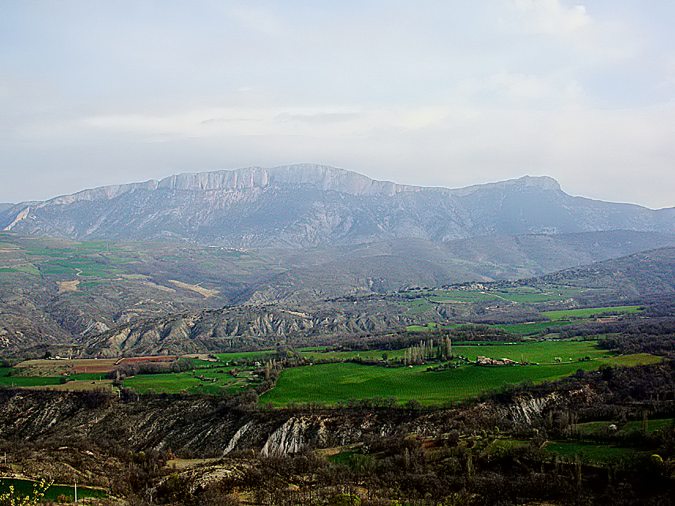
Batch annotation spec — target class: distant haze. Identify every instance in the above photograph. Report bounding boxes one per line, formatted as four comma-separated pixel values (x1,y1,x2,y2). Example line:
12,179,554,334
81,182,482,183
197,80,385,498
1,1,674,208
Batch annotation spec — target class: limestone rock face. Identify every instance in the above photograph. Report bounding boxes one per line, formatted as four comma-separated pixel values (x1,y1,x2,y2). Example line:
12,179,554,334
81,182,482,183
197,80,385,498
1,164,672,247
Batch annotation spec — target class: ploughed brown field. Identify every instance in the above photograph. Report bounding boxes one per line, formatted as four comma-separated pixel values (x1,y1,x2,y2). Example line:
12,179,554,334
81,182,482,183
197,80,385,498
14,356,178,376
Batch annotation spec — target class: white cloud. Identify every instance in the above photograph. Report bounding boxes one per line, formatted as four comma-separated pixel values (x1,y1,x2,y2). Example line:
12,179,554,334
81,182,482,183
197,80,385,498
455,73,585,106
228,5,285,36
1,1,673,208
512,0,592,35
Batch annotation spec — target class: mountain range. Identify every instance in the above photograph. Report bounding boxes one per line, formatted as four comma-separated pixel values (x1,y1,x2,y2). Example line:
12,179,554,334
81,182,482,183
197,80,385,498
2,164,673,247
1,164,673,355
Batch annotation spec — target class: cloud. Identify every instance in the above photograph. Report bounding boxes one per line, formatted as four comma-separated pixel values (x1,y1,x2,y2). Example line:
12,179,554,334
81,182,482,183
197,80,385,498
1,1,673,208
511,0,592,35
228,5,285,36
275,111,362,124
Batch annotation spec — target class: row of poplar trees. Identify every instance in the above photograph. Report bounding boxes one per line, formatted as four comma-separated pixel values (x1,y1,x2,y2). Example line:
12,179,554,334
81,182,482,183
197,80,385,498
402,337,452,365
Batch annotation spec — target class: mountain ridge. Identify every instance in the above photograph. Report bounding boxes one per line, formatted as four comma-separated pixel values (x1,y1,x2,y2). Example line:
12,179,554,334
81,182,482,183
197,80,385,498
9,165,567,205
1,164,673,247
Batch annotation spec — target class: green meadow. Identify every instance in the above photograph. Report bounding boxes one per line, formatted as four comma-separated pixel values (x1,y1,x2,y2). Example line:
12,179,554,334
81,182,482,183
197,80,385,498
542,305,642,321
542,441,644,463
122,366,259,395
407,304,642,336
260,352,660,407
451,340,607,363
213,350,277,362
0,478,106,502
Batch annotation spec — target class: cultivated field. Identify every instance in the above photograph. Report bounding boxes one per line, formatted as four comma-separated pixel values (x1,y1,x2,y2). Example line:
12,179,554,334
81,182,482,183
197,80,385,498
0,333,663,404
123,366,260,395
259,352,660,407
407,305,643,336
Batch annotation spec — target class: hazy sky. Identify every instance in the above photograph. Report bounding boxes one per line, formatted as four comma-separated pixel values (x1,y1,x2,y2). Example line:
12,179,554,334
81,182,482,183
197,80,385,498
1,1,674,208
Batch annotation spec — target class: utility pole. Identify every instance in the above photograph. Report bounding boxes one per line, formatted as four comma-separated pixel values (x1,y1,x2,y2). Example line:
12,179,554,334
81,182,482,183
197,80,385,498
74,477,78,503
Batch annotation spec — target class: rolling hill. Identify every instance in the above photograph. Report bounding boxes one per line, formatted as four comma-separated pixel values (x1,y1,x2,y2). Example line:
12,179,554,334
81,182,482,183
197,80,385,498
84,246,675,357
537,247,675,298
1,231,673,355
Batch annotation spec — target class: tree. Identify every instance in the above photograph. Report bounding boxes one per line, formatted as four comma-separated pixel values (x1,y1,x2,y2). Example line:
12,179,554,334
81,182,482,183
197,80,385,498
0,478,52,506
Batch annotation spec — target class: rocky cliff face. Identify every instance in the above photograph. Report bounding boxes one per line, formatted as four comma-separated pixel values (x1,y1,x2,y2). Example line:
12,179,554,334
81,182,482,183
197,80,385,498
2,165,672,247
0,388,593,458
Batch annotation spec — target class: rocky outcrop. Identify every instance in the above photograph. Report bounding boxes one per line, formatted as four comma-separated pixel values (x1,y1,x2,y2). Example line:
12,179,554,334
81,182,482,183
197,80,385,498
84,303,414,356
2,206,30,231
0,388,589,458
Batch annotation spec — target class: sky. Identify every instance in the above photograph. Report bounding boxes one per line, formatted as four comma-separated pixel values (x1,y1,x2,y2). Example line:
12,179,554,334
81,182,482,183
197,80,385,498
1,0,674,208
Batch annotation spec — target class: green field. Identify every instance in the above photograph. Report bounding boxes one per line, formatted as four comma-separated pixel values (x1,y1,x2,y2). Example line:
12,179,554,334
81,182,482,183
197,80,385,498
0,264,40,275
407,320,573,336
0,375,63,387
123,366,258,394
576,418,674,435
406,323,442,332
300,348,407,361
407,304,642,336
0,478,106,501
452,340,607,363
213,350,277,362
301,340,608,364
423,286,587,305
428,291,499,303
543,441,643,463
542,305,642,321
493,320,574,336
398,297,435,314
622,418,674,433
259,353,660,407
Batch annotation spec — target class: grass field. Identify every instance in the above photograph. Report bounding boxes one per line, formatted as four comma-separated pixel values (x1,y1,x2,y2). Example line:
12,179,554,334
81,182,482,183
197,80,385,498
213,350,277,362
407,320,574,336
543,441,643,463
301,340,608,364
422,286,588,305
407,304,642,336
406,323,442,332
452,340,608,363
542,305,642,321
259,353,659,407
123,366,258,394
300,348,407,361
576,418,674,435
0,478,106,501
493,320,574,336
0,375,63,387
622,418,674,433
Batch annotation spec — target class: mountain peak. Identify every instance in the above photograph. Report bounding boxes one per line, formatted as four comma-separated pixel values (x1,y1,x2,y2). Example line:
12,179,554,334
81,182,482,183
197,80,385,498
515,175,562,191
